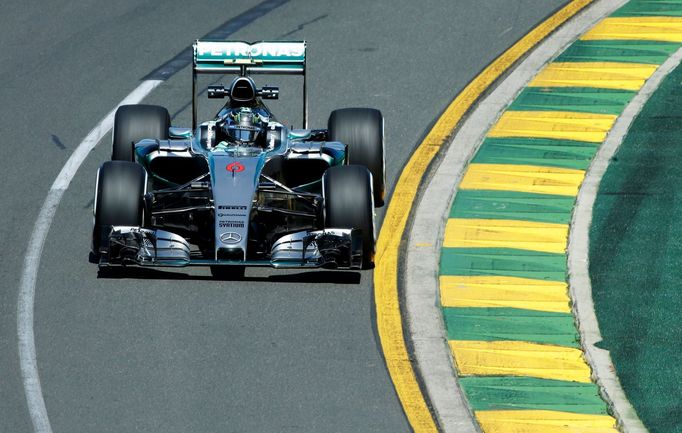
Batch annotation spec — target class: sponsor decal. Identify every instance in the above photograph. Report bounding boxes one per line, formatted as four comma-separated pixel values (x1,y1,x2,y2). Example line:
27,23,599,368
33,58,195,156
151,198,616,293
197,42,305,59
226,162,245,173
218,213,247,218
218,205,247,210
207,122,215,143
219,220,245,228
220,232,242,244
268,124,276,147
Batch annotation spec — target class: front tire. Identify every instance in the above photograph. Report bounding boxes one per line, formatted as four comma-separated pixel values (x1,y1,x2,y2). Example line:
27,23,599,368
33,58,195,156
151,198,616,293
112,104,170,161
328,108,385,207
92,161,147,254
323,165,375,268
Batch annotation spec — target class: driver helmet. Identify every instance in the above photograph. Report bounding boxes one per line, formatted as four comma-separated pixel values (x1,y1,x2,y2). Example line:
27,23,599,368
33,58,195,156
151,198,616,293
222,107,264,146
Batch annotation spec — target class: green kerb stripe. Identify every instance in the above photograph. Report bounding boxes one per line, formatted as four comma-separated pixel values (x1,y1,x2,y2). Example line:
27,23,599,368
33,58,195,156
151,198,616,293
556,40,681,64
451,189,576,224
472,137,598,171
440,247,566,282
509,87,636,115
459,376,610,415
611,0,682,17
444,307,579,347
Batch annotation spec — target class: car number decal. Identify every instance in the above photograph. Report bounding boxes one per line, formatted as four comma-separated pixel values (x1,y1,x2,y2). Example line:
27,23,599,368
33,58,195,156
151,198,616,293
226,162,245,173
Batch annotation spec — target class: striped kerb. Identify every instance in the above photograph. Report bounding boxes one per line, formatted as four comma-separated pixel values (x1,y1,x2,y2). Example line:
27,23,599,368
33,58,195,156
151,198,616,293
459,164,586,196
438,1,682,431
528,62,658,90
488,110,618,143
440,276,570,313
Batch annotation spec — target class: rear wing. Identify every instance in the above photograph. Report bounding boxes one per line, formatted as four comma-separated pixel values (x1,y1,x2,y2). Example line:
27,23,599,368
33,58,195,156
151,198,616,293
192,40,307,128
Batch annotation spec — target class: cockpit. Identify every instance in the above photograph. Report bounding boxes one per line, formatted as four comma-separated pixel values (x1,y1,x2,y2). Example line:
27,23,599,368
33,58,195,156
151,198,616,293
195,75,287,154
217,106,269,146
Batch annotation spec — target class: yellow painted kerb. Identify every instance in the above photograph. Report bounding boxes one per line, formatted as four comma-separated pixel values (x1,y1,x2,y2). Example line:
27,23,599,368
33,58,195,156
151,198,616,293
440,275,571,313
582,16,682,42
476,410,619,433
488,110,618,143
450,340,592,383
444,218,569,254
529,61,658,91
372,0,593,431
460,163,586,197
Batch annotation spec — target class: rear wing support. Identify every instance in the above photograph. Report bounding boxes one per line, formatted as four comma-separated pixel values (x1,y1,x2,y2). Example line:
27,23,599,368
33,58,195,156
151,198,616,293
192,40,307,130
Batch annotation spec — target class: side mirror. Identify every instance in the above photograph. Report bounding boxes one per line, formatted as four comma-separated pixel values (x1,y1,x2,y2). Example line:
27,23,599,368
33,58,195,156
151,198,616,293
208,85,229,99
258,86,279,100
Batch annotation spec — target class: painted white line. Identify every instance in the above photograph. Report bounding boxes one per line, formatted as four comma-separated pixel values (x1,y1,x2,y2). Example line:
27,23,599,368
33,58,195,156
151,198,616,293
568,44,682,433
17,79,162,433
404,1,629,431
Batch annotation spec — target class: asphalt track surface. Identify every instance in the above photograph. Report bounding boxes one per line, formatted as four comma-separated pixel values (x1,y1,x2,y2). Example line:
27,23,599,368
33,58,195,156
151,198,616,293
1,1,566,432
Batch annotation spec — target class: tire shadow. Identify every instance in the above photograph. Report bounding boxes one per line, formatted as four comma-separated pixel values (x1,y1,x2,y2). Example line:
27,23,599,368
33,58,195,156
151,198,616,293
96,264,362,285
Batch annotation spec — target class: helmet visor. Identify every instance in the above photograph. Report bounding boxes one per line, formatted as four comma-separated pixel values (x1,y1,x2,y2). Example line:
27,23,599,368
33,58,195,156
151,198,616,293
227,125,260,144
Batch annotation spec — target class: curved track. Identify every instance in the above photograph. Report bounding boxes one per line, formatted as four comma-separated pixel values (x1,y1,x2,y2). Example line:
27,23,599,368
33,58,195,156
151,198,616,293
2,1,565,432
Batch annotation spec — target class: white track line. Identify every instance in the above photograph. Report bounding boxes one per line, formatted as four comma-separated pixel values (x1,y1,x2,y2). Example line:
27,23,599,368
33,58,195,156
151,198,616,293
568,44,682,433
17,79,162,433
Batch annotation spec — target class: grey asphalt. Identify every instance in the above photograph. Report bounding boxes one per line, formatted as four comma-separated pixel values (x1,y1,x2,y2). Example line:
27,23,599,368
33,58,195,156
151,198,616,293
1,1,566,432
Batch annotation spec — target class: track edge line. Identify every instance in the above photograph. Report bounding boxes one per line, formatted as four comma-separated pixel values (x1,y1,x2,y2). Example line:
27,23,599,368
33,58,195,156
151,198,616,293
373,1,595,432
17,79,162,433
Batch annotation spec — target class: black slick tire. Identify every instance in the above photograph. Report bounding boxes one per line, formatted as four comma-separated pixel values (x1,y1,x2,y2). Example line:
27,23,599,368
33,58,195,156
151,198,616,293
323,165,375,268
328,108,385,207
92,161,147,254
112,104,170,161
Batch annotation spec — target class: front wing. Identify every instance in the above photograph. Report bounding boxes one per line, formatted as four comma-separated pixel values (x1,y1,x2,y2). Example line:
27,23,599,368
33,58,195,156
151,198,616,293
98,226,363,270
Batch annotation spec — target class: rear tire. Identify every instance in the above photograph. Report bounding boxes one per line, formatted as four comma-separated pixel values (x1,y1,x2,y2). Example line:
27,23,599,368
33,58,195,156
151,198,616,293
92,161,147,254
323,165,375,268
112,104,170,161
328,108,385,207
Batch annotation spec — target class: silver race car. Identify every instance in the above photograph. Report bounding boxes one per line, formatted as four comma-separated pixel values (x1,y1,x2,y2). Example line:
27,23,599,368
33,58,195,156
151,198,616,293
92,41,385,277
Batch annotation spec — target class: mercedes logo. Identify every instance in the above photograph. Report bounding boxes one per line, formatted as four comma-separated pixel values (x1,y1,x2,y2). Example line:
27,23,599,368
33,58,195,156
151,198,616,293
220,232,242,244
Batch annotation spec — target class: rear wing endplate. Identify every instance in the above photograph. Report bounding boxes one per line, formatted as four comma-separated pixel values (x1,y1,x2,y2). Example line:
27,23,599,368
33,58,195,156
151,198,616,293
192,40,307,128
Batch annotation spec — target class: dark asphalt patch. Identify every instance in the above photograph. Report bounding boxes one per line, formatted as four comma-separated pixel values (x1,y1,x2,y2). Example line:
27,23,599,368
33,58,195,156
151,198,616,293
51,134,66,149
277,14,328,39
143,0,289,81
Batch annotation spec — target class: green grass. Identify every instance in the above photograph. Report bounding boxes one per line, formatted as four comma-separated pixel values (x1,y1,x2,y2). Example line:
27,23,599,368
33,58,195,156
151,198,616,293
590,46,682,433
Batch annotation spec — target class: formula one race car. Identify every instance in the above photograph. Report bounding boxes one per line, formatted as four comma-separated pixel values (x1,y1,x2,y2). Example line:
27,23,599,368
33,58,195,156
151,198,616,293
92,41,385,277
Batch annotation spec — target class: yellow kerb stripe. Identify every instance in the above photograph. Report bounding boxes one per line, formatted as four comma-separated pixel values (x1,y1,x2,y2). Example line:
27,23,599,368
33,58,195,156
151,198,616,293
444,218,568,254
450,340,592,383
475,410,618,433
488,110,618,143
529,62,658,91
372,1,593,431
582,16,682,42
440,275,571,313
460,163,585,196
